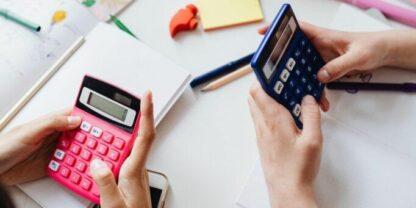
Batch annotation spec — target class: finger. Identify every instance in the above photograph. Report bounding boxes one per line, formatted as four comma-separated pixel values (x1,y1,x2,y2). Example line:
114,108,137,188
247,94,263,128
249,83,297,131
21,109,81,144
90,159,126,207
258,25,269,35
319,91,330,112
300,95,322,143
300,22,326,41
317,51,361,83
129,91,155,169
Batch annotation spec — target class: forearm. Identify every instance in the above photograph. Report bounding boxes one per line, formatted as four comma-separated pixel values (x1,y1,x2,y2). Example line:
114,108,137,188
385,30,416,70
266,181,318,208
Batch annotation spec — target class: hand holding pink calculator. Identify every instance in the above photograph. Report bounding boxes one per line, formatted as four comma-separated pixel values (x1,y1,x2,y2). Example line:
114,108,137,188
47,75,142,204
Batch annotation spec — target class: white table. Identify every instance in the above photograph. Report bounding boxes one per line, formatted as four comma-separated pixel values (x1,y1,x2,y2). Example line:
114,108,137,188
10,0,408,207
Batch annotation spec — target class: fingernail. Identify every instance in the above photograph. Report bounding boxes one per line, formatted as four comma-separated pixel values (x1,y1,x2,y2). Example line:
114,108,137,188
90,159,109,174
302,95,316,105
67,116,81,127
318,69,330,82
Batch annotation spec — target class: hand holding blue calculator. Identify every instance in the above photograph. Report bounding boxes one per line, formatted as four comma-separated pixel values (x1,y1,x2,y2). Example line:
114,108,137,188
251,4,326,129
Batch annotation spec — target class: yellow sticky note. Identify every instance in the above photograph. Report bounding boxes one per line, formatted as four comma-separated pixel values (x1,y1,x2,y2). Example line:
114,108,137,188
196,0,264,31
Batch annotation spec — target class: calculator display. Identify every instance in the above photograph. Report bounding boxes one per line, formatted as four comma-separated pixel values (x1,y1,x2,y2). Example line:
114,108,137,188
87,92,128,121
264,14,296,82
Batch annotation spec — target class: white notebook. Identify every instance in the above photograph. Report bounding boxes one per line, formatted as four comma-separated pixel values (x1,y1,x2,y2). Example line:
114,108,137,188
236,4,416,208
3,23,191,208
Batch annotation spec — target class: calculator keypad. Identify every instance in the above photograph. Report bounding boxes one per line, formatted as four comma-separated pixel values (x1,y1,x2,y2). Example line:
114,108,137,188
48,118,128,202
267,32,325,128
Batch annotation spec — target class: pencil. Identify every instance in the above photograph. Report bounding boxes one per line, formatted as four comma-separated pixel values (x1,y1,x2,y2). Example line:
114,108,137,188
201,65,253,92
0,8,41,32
0,37,85,131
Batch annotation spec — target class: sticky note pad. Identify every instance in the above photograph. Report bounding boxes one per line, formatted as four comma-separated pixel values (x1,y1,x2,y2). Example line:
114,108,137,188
197,0,264,30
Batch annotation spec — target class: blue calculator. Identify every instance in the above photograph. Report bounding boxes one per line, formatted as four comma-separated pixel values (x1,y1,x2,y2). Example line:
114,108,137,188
251,4,326,129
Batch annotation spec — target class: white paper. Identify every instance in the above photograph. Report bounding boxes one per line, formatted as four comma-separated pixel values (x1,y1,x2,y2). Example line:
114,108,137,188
0,0,97,118
4,23,190,208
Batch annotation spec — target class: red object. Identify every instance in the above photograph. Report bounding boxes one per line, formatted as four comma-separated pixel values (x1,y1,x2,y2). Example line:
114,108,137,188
169,4,199,38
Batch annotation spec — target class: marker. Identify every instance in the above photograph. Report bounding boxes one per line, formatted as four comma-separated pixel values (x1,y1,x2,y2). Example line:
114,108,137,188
190,53,254,88
111,15,137,38
0,8,41,32
327,82,416,92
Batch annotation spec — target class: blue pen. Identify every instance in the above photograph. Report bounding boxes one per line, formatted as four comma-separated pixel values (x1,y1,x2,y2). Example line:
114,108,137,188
190,53,254,88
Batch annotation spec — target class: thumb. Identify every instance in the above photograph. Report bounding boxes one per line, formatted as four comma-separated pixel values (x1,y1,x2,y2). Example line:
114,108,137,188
300,96,322,143
90,159,125,207
317,51,360,83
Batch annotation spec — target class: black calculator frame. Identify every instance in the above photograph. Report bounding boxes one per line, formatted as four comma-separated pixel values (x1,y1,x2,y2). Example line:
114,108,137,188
251,4,326,128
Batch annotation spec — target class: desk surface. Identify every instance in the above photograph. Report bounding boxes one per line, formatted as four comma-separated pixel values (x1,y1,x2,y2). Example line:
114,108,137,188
9,0,407,207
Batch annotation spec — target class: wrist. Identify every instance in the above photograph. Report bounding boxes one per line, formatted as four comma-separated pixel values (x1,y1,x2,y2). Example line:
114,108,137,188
267,182,318,208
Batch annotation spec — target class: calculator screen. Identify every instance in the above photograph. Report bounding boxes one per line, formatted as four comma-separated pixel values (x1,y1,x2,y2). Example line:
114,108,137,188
77,76,141,133
264,14,297,82
88,92,128,121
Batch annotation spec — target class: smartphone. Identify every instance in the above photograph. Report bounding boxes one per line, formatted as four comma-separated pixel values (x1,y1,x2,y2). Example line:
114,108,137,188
92,170,169,208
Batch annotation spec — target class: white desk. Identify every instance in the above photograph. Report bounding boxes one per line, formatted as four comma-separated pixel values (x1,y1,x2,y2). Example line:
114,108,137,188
10,0,408,207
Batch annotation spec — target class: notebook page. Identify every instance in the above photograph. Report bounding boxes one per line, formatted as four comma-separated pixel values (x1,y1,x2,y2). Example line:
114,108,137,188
4,23,190,208
0,0,97,119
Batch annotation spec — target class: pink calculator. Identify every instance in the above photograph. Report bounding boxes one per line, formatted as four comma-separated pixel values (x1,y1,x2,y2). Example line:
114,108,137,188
47,75,141,204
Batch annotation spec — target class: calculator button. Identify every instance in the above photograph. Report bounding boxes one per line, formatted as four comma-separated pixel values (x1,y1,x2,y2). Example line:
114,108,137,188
286,58,296,71
306,47,312,54
306,84,313,92
288,80,296,88
74,132,86,143
294,69,301,76
48,160,60,172
300,39,307,48
300,76,307,84
91,185,100,196
294,49,301,57
60,167,71,178
75,161,87,172
80,121,92,132
307,66,313,73
108,149,120,161
289,100,297,108
97,144,108,155
70,173,81,184
80,179,92,191
58,139,71,149
294,88,302,96
54,149,65,160
293,104,301,117
300,58,306,65
273,81,284,95
81,149,92,161
64,155,76,166
282,91,289,102
70,144,81,155
279,69,290,82
86,138,98,149
91,127,103,138
92,155,103,161
102,132,114,143
113,138,125,150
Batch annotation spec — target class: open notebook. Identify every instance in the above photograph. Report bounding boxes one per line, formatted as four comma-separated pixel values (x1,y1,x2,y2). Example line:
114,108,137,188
237,4,416,208
2,22,191,208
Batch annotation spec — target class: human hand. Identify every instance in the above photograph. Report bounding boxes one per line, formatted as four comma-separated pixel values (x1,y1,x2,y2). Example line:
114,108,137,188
90,91,155,208
259,22,390,83
248,83,322,208
0,109,81,185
